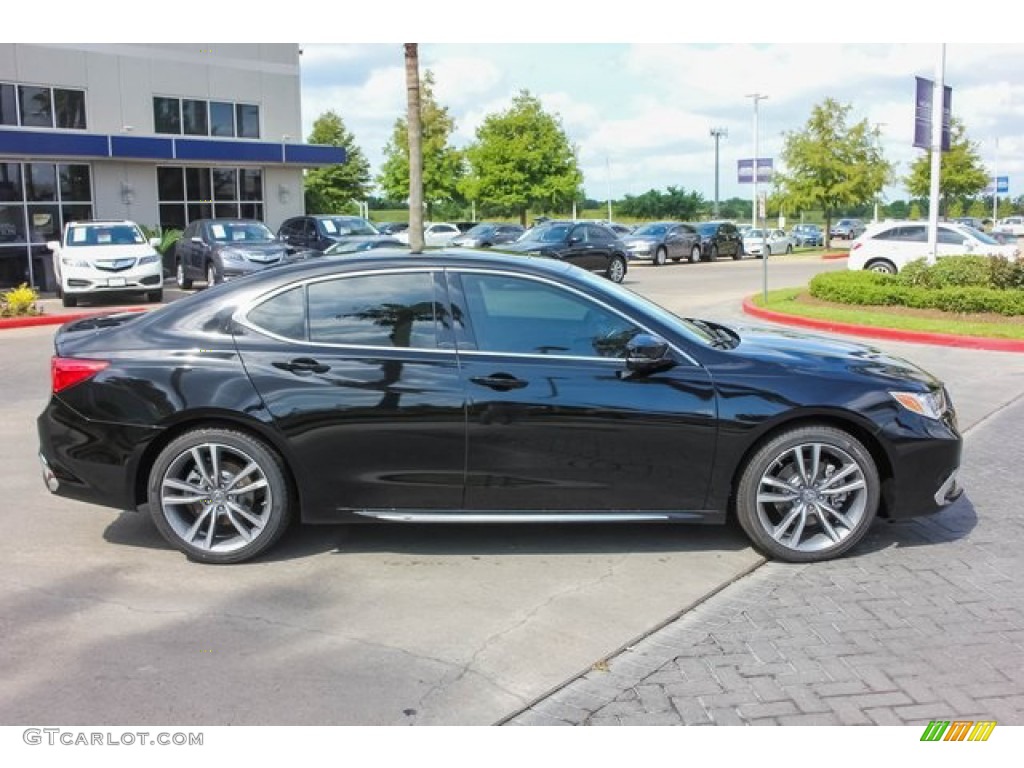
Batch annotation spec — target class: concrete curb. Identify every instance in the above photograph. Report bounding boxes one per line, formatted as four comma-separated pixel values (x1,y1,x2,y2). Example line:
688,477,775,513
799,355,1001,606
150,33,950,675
742,296,1024,353
0,306,148,330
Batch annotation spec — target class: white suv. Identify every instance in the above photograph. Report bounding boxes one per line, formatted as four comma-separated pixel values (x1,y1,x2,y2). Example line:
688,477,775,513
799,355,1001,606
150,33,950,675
847,221,1019,274
993,216,1024,237
49,220,164,307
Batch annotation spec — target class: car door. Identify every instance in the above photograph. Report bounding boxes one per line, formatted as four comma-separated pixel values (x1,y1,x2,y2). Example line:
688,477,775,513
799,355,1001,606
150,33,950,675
560,223,599,271
232,269,467,516
448,270,717,512
189,222,214,275
665,225,687,259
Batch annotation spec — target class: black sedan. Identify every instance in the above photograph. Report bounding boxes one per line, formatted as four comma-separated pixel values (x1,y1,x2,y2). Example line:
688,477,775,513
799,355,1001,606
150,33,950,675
693,221,745,261
621,222,700,265
38,250,962,565
500,220,629,282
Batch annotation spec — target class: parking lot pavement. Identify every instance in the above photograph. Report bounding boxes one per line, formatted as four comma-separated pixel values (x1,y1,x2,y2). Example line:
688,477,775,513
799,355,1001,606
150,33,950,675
504,392,1024,726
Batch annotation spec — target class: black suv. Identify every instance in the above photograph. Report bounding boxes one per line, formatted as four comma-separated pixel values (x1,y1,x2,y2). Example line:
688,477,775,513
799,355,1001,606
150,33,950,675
693,221,744,261
501,220,629,282
278,215,393,253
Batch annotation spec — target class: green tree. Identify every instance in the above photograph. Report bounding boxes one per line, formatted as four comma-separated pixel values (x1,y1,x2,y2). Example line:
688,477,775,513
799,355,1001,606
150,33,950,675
909,202,922,220
947,198,964,218
618,186,704,220
773,98,892,248
303,110,371,214
461,91,583,225
905,117,989,213
378,70,463,220
968,198,988,220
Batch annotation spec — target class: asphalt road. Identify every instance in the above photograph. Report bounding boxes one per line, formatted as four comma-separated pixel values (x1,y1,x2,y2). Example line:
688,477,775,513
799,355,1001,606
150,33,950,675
2,254,1022,726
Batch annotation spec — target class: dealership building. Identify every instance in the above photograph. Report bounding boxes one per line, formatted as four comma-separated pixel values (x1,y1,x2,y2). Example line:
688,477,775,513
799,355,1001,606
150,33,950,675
0,43,343,289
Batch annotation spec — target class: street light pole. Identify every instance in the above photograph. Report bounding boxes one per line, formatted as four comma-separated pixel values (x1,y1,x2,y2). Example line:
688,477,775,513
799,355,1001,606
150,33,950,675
606,156,612,223
873,123,887,223
746,93,768,302
710,127,728,217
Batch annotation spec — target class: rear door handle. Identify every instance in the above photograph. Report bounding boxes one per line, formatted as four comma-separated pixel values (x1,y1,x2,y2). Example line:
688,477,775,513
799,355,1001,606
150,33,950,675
273,357,330,375
470,374,528,392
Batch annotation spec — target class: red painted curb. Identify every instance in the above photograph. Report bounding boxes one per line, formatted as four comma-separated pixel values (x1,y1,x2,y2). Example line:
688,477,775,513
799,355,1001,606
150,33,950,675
822,252,848,260
742,297,1024,353
0,307,149,330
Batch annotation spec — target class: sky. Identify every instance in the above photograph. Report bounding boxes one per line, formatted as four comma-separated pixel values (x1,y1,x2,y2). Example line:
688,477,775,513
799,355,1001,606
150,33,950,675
299,40,1024,207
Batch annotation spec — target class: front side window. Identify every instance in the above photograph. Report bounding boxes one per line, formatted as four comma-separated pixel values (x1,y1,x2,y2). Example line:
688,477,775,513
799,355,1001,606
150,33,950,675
308,273,438,348
459,273,642,358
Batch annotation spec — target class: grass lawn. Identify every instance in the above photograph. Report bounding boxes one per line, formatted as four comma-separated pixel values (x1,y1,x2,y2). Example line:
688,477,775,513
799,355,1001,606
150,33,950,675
753,288,1024,340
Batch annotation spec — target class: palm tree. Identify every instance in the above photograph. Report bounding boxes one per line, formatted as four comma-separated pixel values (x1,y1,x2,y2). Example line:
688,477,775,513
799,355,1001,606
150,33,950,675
404,43,424,253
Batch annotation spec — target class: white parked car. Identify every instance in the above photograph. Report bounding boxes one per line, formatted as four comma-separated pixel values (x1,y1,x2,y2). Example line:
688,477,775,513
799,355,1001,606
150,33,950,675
49,220,164,308
743,228,794,257
848,220,1019,274
992,216,1024,237
395,222,461,247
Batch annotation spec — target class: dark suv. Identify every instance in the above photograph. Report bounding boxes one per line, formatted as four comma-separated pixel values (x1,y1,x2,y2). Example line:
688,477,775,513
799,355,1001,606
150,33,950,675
278,215,392,253
174,219,287,288
500,220,629,282
693,221,744,261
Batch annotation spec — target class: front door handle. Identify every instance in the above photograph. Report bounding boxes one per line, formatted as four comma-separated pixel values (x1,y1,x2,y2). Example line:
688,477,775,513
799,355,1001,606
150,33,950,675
273,357,330,375
470,373,528,392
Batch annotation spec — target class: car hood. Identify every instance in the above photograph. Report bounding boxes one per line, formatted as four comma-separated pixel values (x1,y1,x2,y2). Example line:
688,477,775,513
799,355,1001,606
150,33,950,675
500,240,558,253
214,242,287,262
623,235,659,245
61,244,156,259
717,323,939,387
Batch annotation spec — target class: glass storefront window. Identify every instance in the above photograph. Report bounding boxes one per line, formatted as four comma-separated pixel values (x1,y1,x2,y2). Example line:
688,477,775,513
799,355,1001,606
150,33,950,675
18,85,52,128
236,103,260,138
59,164,91,201
154,96,180,134
26,164,57,202
159,166,264,231
0,163,23,202
53,89,86,129
0,84,16,126
209,101,234,137
212,169,237,201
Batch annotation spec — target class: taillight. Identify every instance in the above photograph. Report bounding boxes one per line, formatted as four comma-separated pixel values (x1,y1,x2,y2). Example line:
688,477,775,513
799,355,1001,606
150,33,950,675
52,357,109,394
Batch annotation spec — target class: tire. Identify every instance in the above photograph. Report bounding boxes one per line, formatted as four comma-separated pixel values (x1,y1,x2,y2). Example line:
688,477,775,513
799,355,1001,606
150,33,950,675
709,245,719,261
176,259,192,290
732,243,744,260
689,245,701,264
735,425,880,563
606,254,627,283
786,244,793,254
62,293,78,308
866,259,897,275
148,428,293,564
147,289,163,303
206,261,218,287
653,246,667,266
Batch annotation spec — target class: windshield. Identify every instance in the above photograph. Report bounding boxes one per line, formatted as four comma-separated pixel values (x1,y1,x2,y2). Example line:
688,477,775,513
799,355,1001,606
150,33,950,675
208,221,275,243
633,224,667,236
67,224,145,246
746,229,765,238
465,224,496,236
696,224,718,237
963,227,1000,245
322,217,378,236
520,224,571,243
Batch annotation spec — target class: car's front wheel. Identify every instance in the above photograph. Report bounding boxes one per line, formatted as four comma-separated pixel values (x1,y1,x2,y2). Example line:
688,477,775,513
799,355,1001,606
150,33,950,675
653,247,667,266
148,428,293,564
735,425,880,563
866,259,897,275
176,259,192,290
689,245,702,264
606,254,627,283
147,289,163,303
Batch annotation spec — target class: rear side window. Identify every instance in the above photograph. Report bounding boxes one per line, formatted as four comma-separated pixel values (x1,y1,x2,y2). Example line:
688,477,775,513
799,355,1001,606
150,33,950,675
307,273,438,348
247,286,305,340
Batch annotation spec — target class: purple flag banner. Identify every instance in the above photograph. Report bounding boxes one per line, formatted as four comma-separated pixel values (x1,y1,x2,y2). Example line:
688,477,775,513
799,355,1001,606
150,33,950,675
914,76,952,151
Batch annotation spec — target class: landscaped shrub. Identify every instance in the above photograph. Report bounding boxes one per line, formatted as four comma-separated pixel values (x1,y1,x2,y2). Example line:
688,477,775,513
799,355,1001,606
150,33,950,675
808,264,1024,316
1,283,42,317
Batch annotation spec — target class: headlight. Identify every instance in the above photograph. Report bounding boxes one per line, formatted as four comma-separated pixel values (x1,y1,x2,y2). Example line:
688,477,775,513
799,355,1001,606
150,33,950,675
220,248,245,262
138,254,160,265
628,242,650,253
890,390,945,420
61,257,91,268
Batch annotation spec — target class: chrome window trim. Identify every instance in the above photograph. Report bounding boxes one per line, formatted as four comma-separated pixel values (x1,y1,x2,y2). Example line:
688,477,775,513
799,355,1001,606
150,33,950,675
234,264,701,367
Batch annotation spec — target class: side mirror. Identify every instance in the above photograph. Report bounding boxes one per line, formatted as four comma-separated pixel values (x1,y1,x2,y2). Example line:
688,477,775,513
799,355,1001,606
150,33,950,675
46,240,60,251
191,236,205,245
623,333,674,377
568,235,583,245
148,237,161,248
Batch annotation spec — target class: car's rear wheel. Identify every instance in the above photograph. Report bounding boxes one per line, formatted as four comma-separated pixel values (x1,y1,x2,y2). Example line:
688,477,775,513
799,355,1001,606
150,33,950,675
786,244,793,254
148,428,293,564
735,425,879,563
606,254,627,283
176,260,192,290
689,245,701,264
206,261,218,287
866,259,897,275
653,246,667,266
